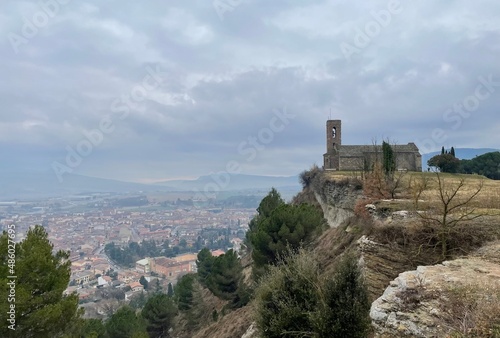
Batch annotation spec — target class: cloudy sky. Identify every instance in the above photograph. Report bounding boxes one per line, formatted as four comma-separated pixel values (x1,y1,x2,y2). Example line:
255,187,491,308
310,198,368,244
1,0,499,183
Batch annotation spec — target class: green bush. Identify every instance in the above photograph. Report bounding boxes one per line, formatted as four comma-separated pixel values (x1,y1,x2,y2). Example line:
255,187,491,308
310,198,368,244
314,255,371,338
247,188,325,272
254,250,370,338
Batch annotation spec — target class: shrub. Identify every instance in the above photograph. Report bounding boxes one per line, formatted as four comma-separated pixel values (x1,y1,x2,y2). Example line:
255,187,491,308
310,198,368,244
254,249,319,337
254,250,371,338
441,283,500,337
314,255,371,338
299,164,323,188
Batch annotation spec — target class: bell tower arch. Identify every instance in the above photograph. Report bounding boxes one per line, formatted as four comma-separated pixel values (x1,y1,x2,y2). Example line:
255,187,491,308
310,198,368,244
327,120,341,151
323,120,341,170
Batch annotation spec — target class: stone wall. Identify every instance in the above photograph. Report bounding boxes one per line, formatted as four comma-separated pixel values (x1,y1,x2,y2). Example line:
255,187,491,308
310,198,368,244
334,151,422,172
339,156,365,171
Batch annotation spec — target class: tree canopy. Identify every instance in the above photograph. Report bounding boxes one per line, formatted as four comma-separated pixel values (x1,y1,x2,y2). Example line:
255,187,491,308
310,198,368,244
0,225,82,338
428,150,500,179
460,151,500,180
247,189,324,267
255,250,370,338
142,293,178,338
428,153,461,173
105,306,147,338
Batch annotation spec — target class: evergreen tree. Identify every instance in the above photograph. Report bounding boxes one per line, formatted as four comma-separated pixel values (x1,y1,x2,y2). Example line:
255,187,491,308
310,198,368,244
460,151,500,179
154,278,162,294
0,225,82,338
255,251,370,338
382,141,395,176
175,274,195,311
139,276,149,290
80,318,106,338
248,202,324,267
315,255,371,338
428,154,461,173
105,306,147,338
167,282,174,297
129,291,148,310
142,293,177,338
208,250,242,301
256,188,285,219
450,146,456,157
196,248,214,287
255,249,319,337
441,146,445,155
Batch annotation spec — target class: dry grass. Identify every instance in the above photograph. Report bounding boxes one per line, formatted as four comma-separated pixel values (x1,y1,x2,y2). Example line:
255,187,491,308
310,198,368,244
409,173,500,211
326,170,500,215
191,305,254,338
441,281,500,337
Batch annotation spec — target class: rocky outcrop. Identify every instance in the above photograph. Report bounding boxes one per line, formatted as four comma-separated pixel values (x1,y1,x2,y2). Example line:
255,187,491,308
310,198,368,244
241,323,257,338
370,249,500,337
314,179,363,228
357,236,417,300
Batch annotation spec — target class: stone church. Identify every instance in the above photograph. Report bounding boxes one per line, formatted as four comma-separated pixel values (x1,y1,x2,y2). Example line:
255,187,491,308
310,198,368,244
323,120,422,172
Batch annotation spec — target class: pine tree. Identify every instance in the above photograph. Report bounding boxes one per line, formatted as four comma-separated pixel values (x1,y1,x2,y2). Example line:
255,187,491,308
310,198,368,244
142,294,177,338
175,274,195,311
209,250,242,300
249,201,324,267
0,225,83,337
80,318,106,338
196,248,214,287
441,146,445,155
106,306,147,338
450,146,456,157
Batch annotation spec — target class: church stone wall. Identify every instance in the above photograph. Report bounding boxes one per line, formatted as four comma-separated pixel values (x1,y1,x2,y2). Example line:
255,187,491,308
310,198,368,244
339,156,365,171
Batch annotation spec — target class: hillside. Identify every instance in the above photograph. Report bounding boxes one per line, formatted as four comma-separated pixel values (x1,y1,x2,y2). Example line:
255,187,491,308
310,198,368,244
179,168,500,337
0,171,175,200
422,147,499,170
156,174,301,192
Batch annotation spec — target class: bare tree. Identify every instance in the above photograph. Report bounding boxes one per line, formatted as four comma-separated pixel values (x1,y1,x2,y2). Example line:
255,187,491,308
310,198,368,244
387,170,407,199
408,173,430,205
414,172,484,259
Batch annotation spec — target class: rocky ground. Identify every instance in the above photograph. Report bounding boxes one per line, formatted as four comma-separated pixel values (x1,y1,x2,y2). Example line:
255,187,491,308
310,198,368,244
371,241,500,337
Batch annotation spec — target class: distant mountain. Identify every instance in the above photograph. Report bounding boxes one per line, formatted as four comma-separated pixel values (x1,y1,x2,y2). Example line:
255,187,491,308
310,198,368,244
0,171,174,200
422,148,500,170
0,170,301,201
157,174,301,192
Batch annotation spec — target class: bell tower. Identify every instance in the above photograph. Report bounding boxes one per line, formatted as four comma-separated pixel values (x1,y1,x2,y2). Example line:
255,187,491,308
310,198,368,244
323,120,341,170
326,120,341,152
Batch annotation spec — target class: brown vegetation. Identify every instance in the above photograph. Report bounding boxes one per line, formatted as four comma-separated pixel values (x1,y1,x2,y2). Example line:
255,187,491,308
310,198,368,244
441,282,500,337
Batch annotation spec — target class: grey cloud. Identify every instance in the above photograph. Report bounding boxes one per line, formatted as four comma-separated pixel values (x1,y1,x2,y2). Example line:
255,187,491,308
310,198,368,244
1,0,499,182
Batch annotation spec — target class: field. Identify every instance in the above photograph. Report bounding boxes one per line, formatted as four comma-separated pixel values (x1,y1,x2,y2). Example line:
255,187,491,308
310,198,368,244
324,170,500,214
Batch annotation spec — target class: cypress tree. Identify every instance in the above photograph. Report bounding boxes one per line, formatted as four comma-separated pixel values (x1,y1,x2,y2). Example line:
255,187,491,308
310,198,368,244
382,141,395,176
